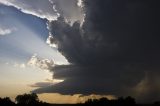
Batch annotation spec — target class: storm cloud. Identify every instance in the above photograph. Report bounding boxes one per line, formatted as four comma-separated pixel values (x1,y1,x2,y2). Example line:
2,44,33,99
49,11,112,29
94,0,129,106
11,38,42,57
32,0,160,102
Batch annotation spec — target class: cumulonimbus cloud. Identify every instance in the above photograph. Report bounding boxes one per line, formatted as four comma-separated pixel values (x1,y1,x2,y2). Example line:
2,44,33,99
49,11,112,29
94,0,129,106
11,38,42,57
33,0,160,103
1,0,160,103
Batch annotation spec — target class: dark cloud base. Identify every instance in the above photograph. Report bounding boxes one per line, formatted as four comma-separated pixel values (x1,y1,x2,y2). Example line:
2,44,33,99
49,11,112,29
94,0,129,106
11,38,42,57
33,0,160,103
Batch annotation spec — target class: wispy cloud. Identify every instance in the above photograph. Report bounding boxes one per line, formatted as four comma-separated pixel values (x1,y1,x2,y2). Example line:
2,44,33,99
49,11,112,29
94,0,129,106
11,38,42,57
29,79,63,88
27,54,64,89
13,63,26,68
27,54,55,71
0,27,13,36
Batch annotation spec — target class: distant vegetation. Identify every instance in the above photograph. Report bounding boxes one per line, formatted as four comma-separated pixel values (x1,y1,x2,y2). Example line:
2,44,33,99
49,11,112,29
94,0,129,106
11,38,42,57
84,96,136,106
0,93,49,106
0,93,160,106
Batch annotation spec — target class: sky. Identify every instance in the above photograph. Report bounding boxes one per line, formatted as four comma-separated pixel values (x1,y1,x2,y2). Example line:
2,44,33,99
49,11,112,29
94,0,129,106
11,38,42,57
0,0,160,104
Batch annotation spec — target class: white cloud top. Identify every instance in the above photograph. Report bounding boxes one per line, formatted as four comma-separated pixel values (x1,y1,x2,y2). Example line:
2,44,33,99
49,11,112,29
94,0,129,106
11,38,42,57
0,0,59,21
0,0,84,22
46,35,57,48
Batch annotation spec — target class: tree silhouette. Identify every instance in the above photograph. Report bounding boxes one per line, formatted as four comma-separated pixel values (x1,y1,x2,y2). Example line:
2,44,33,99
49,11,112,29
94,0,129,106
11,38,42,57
0,94,156,106
85,97,109,106
124,96,136,105
15,93,39,105
0,97,15,106
85,96,136,106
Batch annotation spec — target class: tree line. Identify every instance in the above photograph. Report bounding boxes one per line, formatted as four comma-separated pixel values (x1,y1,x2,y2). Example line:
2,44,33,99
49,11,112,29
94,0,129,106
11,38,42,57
0,93,160,106
84,96,136,106
0,93,49,106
